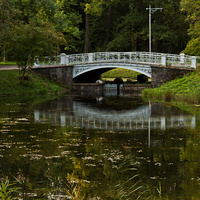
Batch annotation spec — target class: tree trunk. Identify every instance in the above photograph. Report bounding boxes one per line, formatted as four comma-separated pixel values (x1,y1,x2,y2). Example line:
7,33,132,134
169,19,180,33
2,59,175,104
3,48,6,63
84,13,90,53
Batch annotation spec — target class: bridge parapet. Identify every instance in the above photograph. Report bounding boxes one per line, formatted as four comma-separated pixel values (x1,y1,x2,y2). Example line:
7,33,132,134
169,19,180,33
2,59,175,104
34,52,196,69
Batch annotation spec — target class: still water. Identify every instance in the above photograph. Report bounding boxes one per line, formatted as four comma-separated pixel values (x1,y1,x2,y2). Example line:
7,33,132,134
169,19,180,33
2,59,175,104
0,95,200,199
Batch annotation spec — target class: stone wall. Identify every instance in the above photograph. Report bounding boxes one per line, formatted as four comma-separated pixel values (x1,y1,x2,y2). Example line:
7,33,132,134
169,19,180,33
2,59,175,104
32,65,74,86
122,84,152,94
151,66,194,87
72,83,104,96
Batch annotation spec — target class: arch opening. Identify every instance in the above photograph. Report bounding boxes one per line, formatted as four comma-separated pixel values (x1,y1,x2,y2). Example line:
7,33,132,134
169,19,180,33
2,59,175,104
73,65,151,84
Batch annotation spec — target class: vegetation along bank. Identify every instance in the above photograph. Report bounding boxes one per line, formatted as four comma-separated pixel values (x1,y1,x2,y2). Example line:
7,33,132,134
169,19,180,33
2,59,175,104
0,70,68,96
142,68,200,104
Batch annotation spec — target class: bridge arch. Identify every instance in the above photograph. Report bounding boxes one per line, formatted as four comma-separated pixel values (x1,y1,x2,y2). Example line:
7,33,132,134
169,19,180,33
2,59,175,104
73,63,152,82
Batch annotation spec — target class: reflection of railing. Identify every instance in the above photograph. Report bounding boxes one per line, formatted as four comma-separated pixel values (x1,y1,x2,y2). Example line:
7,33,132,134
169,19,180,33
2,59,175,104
33,52,197,69
34,110,196,131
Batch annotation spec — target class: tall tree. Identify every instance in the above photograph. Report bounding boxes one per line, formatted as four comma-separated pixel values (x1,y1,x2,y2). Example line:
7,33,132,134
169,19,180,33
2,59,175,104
180,0,200,55
0,0,20,62
56,0,83,53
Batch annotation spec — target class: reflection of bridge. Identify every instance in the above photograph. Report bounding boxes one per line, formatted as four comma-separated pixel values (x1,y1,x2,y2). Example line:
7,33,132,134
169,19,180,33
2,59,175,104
34,101,196,131
32,52,196,88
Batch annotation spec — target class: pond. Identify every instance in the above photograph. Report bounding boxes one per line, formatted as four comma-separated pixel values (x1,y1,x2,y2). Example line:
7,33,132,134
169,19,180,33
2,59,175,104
0,94,200,199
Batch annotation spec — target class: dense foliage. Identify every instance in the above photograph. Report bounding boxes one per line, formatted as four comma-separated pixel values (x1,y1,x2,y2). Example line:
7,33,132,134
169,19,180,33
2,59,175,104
180,0,200,55
0,0,198,60
0,0,199,69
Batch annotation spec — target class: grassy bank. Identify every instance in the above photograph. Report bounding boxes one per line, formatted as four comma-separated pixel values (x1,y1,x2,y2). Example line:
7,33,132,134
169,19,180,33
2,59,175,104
0,62,16,65
0,70,69,96
142,70,200,104
102,68,140,79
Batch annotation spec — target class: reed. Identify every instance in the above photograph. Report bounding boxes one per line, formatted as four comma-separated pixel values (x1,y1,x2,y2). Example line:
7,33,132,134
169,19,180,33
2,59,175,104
64,174,85,200
0,176,21,200
116,155,168,200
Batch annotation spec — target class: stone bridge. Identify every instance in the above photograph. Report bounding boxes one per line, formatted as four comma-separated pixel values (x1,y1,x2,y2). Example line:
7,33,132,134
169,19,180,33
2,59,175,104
32,52,196,87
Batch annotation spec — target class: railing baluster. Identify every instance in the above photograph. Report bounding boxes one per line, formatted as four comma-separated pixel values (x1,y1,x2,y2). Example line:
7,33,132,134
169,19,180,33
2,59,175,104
33,51,196,68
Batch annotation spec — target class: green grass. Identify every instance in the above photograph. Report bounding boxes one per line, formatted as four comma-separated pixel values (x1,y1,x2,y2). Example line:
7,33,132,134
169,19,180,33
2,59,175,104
0,70,69,96
142,70,200,104
0,62,16,65
102,68,140,79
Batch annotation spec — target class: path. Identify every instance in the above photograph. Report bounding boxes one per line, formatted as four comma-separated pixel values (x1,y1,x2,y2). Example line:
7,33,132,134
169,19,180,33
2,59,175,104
0,65,18,70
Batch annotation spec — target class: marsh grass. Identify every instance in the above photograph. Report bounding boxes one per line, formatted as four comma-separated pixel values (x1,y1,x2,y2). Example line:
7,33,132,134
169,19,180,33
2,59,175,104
0,176,21,200
64,174,85,200
116,156,168,200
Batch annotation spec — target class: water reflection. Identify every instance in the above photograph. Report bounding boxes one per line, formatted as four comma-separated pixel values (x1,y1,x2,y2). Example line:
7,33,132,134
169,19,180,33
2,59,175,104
34,98,196,131
0,95,199,199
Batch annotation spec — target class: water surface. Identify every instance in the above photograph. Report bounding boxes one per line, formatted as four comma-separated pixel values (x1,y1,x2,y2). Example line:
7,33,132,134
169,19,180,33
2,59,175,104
0,95,200,199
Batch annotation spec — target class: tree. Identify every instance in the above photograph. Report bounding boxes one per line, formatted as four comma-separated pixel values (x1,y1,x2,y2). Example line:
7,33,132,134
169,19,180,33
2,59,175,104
56,0,83,53
0,0,20,62
9,22,66,81
88,0,189,53
180,0,200,55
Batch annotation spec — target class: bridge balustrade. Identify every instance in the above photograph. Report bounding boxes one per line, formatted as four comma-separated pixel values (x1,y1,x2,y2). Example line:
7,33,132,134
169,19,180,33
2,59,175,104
33,52,196,69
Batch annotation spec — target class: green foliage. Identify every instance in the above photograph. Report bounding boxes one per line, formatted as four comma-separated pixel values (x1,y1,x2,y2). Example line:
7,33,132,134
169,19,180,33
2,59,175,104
0,176,21,200
56,0,83,52
181,0,200,55
0,0,198,61
10,22,66,65
9,22,66,80
90,0,188,53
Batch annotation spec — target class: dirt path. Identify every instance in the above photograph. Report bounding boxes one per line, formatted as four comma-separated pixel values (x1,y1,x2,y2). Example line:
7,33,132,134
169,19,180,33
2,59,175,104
0,65,18,70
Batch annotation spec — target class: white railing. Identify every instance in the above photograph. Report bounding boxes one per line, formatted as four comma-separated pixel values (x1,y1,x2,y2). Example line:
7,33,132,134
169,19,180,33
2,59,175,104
34,52,197,69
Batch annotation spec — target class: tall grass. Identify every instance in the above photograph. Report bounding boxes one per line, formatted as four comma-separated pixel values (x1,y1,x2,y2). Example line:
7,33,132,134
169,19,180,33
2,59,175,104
116,155,168,200
64,174,85,200
0,176,21,200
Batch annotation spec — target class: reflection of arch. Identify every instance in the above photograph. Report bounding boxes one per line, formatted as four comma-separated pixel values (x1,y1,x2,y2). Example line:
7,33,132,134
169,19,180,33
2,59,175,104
72,101,151,119
34,100,196,131
73,63,152,79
